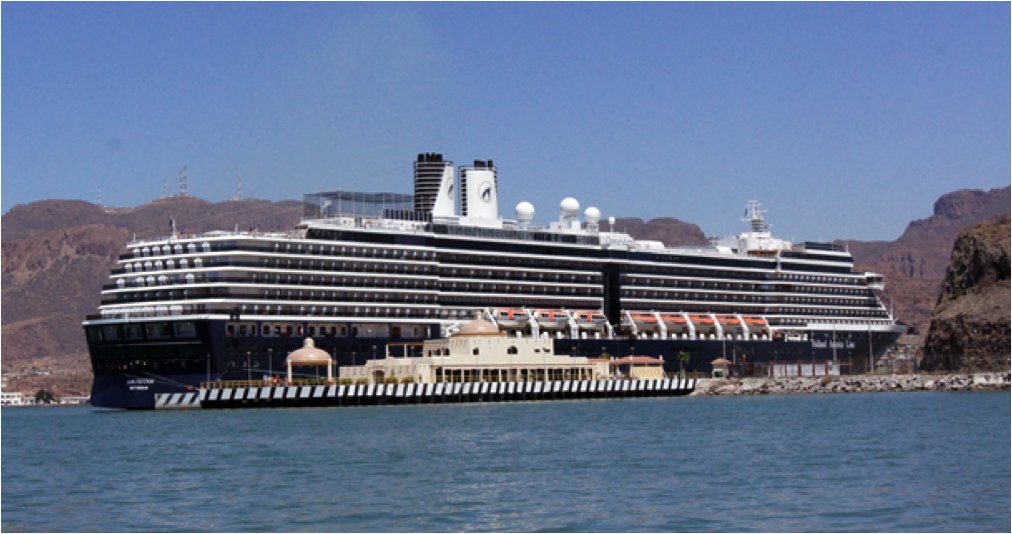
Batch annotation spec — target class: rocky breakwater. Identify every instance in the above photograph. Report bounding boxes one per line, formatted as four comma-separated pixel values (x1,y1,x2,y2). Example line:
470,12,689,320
692,373,1011,396
920,215,1011,372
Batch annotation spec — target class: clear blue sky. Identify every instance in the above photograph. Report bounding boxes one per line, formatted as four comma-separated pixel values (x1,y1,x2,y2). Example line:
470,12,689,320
3,2,1008,241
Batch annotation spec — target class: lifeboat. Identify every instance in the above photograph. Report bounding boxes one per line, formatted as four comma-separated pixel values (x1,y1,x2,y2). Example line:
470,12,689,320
534,309,569,330
742,316,770,338
688,314,719,335
493,309,529,329
717,316,745,338
659,313,687,327
628,312,660,330
573,310,608,330
689,315,714,325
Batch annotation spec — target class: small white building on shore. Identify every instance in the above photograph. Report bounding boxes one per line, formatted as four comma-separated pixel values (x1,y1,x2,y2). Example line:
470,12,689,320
1,391,24,406
341,319,610,385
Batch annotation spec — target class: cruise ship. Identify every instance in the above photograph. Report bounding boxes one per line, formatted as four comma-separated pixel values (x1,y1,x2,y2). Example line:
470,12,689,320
83,153,904,408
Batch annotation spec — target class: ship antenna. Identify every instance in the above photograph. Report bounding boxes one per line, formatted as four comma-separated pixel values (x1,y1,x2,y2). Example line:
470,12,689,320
179,166,188,197
743,200,766,233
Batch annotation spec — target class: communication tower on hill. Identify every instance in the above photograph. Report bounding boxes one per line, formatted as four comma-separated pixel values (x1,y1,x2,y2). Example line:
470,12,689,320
163,181,169,198
96,185,102,206
179,166,189,197
236,173,243,201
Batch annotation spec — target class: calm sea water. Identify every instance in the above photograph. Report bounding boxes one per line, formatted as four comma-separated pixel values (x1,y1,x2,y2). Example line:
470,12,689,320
2,392,1009,532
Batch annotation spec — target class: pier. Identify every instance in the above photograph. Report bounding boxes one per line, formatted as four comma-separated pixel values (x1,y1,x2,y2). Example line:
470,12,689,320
156,378,698,409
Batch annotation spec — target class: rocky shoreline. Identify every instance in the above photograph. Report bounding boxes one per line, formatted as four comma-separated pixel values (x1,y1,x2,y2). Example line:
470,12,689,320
692,372,1011,396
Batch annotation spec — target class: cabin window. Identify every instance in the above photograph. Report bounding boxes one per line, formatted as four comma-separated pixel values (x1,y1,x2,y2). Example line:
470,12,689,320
146,323,171,340
100,325,121,341
174,322,197,339
124,324,144,341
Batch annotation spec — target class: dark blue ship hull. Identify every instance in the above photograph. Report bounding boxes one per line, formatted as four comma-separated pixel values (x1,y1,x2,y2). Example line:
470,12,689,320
87,318,901,409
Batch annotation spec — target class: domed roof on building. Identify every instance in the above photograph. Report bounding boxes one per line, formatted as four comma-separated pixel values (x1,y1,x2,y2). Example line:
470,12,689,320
286,337,332,365
455,318,505,337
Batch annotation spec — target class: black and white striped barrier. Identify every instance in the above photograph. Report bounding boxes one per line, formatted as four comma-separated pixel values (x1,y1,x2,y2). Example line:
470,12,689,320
187,378,697,410
154,390,205,409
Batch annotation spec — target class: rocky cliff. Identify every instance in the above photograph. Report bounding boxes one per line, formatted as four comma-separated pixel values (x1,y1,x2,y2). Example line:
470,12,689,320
842,186,1010,340
920,215,1011,372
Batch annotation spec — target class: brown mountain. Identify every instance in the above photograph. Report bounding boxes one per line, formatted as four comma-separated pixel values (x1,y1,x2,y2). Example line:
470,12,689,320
920,215,1011,372
2,196,305,241
1,196,303,396
840,186,1011,341
612,217,709,246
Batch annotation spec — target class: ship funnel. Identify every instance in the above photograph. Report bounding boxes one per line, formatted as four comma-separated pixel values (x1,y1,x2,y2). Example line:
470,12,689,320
414,153,455,217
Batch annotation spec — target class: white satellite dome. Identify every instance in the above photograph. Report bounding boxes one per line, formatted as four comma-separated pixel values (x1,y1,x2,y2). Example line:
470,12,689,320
584,207,601,224
515,202,535,224
560,197,580,219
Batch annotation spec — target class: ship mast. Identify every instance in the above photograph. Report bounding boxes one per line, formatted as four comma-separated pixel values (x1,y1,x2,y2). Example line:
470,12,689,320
743,200,769,233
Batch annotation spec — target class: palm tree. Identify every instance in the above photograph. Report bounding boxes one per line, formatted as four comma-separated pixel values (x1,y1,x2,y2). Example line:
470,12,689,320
677,351,691,378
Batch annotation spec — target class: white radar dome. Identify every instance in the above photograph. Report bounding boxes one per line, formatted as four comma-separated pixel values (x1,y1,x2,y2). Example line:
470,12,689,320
584,207,601,224
515,202,535,224
560,197,580,219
